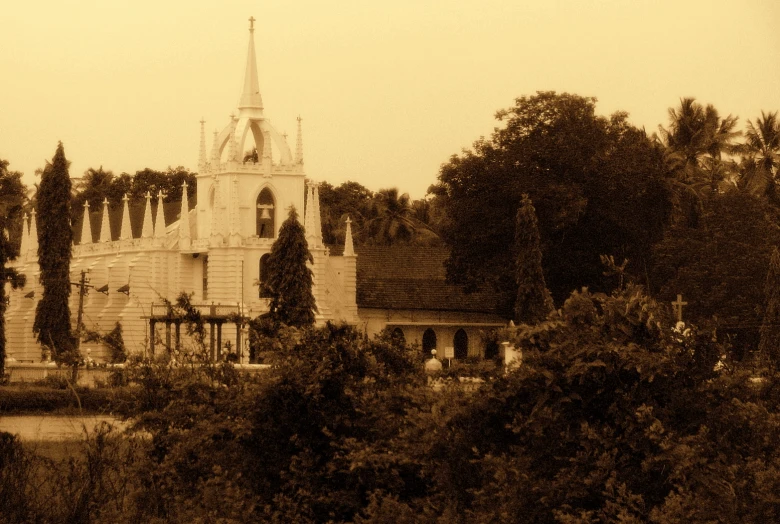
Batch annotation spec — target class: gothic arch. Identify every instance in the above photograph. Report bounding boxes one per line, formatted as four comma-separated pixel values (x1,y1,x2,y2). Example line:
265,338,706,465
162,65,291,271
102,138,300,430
256,188,276,238
422,328,437,356
454,329,468,359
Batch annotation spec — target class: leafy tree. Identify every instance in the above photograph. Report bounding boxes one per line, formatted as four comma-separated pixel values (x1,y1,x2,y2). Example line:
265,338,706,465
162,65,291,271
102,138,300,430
759,247,780,364
0,159,28,376
433,91,671,305
318,180,374,245
651,191,780,358
129,167,196,203
33,142,76,362
513,194,553,323
261,207,317,327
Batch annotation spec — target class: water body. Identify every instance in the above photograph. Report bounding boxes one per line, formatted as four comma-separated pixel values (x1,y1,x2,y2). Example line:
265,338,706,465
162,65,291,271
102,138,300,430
0,415,128,442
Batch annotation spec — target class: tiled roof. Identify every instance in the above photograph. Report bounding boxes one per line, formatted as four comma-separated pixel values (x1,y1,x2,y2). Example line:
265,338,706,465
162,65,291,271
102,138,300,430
354,246,503,314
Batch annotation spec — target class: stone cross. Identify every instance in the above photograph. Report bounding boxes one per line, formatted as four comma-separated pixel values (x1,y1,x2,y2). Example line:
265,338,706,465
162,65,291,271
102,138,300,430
249,16,255,31
671,294,688,322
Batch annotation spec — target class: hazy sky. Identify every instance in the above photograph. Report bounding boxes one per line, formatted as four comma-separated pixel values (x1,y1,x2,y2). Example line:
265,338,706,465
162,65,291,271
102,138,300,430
2,1,779,199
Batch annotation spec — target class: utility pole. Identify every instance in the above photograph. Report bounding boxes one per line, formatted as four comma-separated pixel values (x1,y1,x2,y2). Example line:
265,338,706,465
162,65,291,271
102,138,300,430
71,270,91,346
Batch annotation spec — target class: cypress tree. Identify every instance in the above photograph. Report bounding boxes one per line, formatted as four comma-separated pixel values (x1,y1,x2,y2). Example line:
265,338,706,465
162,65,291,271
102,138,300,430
514,194,554,324
262,207,317,327
33,142,75,362
759,247,780,363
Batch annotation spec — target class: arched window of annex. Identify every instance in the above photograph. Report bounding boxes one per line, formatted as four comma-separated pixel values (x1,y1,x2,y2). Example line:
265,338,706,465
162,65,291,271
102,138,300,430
256,188,275,238
258,253,271,298
454,329,469,359
391,327,406,347
422,328,437,357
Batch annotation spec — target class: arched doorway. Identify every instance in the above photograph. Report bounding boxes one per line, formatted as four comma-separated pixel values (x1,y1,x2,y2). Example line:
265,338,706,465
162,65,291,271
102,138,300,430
454,329,468,359
422,328,437,357
256,188,275,238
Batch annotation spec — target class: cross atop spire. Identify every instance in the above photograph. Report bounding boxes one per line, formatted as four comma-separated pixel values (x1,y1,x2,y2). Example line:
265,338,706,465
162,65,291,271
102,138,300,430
239,16,263,112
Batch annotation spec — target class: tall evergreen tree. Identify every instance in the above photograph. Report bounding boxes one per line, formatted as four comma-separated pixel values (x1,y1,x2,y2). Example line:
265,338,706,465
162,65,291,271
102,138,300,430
261,207,317,327
0,159,28,376
759,247,780,364
514,194,553,324
33,142,75,362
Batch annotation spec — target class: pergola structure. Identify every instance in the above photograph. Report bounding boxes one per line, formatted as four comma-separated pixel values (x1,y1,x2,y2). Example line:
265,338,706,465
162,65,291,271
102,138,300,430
145,303,247,361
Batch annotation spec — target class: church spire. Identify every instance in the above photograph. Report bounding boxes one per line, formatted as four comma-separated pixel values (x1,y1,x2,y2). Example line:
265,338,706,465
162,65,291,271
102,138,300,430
179,181,191,249
120,194,132,240
238,16,263,113
29,209,38,258
295,116,304,165
343,216,355,256
142,192,154,239
99,198,111,242
154,190,166,239
198,118,208,171
19,213,30,261
80,201,92,245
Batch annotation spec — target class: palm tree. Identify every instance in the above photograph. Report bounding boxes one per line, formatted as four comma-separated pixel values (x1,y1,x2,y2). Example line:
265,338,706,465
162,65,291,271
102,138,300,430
739,111,780,196
658,98,740,183
365,188,417,245
656,98,741,225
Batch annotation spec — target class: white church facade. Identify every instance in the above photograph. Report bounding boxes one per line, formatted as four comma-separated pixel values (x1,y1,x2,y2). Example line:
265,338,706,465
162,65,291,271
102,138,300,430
4,19,508,365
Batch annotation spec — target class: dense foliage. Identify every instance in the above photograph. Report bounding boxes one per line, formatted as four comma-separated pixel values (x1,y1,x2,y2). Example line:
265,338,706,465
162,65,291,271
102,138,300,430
261,207,317,327
0,158,28,376
651,191,780,357
432,91,671,307
6,284,780,522
33,143,75,363
70,166,197,224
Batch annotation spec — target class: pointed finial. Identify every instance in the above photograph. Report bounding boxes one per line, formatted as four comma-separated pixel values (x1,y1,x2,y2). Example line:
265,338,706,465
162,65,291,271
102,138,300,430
80,200,92,245
142,191,154,239
120,193,132,240
344,216,355,256
100,198,111,242
238,21,263,112
154,190,166,239
199,118,208,170
295,116,304,165
180,181,191,247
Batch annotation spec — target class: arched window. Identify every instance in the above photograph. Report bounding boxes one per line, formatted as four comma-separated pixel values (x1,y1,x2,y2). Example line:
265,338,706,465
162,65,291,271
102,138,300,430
422,328,437,356
258,253,271,298
391,327,406,347
454,329,468,359
256,188,275,238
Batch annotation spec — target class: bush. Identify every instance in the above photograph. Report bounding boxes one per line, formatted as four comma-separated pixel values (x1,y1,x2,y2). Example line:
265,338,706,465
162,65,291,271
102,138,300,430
0,386,136,414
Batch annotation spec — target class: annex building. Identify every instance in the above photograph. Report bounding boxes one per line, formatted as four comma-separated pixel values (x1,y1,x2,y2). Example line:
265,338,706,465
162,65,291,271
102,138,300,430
4,20,508,364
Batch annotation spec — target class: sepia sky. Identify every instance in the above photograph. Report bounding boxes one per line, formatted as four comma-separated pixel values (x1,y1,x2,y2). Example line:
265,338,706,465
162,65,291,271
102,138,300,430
1,1,779,199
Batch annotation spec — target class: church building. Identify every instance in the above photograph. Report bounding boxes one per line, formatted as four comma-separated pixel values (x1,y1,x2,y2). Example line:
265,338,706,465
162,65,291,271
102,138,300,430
4,19,508,364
